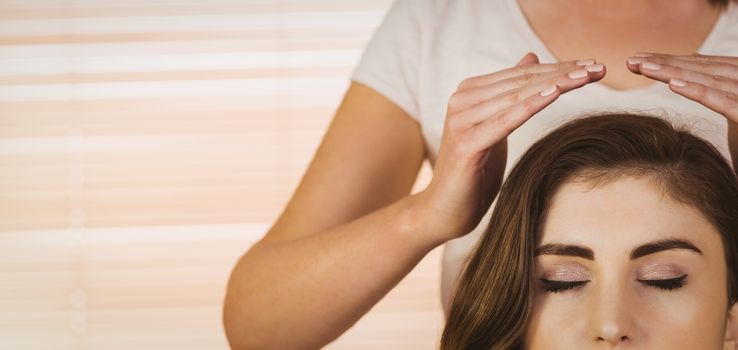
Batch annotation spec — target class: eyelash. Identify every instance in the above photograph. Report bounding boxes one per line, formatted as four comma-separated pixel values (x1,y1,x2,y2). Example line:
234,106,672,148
637,274,687,290
539,279,589,293
539,274,688,293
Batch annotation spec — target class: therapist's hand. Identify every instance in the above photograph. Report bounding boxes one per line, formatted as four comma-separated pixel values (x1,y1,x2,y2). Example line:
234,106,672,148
419,52,605,244
627,53,738,350
627,52,738,196
626,52,738,124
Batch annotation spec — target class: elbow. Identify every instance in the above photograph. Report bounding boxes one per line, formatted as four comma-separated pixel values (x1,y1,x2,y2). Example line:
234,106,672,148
223,263,271,350
224,286,280,350
222,252,258,349
224,292,299,350
222,308,264,350
223,243,317,350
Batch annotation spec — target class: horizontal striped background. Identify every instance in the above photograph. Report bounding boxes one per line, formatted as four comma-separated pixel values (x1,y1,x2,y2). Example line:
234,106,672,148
0,1,440,349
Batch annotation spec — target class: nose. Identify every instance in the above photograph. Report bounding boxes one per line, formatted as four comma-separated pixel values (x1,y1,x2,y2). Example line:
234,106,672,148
588,283,635,345
595,325,629,345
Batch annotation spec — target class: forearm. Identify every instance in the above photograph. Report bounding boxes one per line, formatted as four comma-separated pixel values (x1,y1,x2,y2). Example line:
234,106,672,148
223,191,442,350
730,121,738,174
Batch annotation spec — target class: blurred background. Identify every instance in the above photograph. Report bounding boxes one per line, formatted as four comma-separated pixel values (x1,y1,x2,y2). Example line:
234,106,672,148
0,0,441,349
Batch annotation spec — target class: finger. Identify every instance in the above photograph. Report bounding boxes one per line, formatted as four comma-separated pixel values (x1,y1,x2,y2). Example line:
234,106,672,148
652,56,738,80
459,58,596,90
635,52,738,65
451,64,596,113
667,78,738,123
627,55,738,81
452,61,605,115
635,60,738,95
515,64,605,101
516,52,540,66
466,83,560,152
454,64,605,126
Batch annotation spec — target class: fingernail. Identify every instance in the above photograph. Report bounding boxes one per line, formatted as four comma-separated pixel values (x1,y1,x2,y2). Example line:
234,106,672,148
540,85,557,97
634,53,653,57
568,69,588,79
669,78,687,87
641,61,662,70
627,57,646,65
585,64,604,72
575,59,596,66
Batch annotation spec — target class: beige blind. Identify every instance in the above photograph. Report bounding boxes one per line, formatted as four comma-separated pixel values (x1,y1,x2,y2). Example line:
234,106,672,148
0,1,440,349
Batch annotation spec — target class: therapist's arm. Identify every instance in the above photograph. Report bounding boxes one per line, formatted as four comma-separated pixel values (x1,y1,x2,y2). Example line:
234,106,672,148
224,192,439,350
222,82,441,350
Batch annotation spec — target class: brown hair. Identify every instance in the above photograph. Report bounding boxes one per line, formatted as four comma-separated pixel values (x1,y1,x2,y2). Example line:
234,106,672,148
440,113,738,350
711,0,737,8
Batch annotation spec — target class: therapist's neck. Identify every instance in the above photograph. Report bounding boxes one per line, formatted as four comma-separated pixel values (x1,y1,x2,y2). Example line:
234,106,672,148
519,0,719,20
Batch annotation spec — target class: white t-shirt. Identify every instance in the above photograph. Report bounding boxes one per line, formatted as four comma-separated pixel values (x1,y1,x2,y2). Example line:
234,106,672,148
349,0,738,313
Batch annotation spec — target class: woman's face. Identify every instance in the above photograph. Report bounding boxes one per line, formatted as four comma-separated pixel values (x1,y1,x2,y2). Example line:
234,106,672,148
524,175,733,349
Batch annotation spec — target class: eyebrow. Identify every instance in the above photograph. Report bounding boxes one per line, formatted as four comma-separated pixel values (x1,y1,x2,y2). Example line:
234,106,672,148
629,238,703,260
535,244,594,260
535,238,703,261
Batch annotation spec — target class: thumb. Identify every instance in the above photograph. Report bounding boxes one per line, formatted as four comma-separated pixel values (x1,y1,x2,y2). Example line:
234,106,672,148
516,52,539,66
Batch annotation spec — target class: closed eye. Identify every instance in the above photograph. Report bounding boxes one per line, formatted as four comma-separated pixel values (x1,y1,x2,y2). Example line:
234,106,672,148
636,274,687,290
541,275,687,293
539,279,589,293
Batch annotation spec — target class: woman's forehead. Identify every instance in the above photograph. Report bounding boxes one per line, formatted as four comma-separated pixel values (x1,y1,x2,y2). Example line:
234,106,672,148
536,176,723,257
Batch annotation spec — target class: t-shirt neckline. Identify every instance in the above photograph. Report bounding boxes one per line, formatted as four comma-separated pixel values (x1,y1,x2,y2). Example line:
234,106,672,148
504,0,730,95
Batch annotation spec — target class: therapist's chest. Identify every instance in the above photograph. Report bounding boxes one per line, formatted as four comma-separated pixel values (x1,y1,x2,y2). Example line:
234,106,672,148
516,0,722,90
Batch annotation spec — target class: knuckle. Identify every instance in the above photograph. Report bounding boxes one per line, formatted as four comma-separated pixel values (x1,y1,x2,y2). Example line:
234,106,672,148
502,90,521,105
710,74,736,90
496,113,516,135
445,113,465,131
522,96,537,111
729,79,738,92
697,60,710,70
514,72,533,87
711,74,729,84
459,75,484,91
726,92,738,109
523,72,535,84
448,91,465,110
715,62,735,73
497,107,515,123
693,83,708,99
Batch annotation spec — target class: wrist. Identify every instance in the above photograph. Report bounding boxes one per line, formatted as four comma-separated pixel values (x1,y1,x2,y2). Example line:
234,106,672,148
401,190,451,251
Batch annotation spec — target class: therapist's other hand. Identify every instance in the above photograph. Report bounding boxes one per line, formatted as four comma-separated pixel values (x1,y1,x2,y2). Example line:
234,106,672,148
419,52,606,244
626,52,738,124
629,54,738,348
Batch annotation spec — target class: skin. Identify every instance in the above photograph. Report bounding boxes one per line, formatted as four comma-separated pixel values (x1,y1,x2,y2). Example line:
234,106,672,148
499,4,738,344
524,176,734,349
627,52,738,177
517,0,721,90
517,0,738,171
225,1,738,347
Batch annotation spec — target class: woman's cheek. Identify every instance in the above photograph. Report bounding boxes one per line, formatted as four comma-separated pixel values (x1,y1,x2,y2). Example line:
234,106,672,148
525,291,588,349
637,282,727,348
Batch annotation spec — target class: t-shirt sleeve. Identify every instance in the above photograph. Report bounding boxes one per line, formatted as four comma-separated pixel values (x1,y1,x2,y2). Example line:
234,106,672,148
349,0,428,123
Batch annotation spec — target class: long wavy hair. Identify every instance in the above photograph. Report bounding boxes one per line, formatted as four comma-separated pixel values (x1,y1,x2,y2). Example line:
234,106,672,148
440,113,738,350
